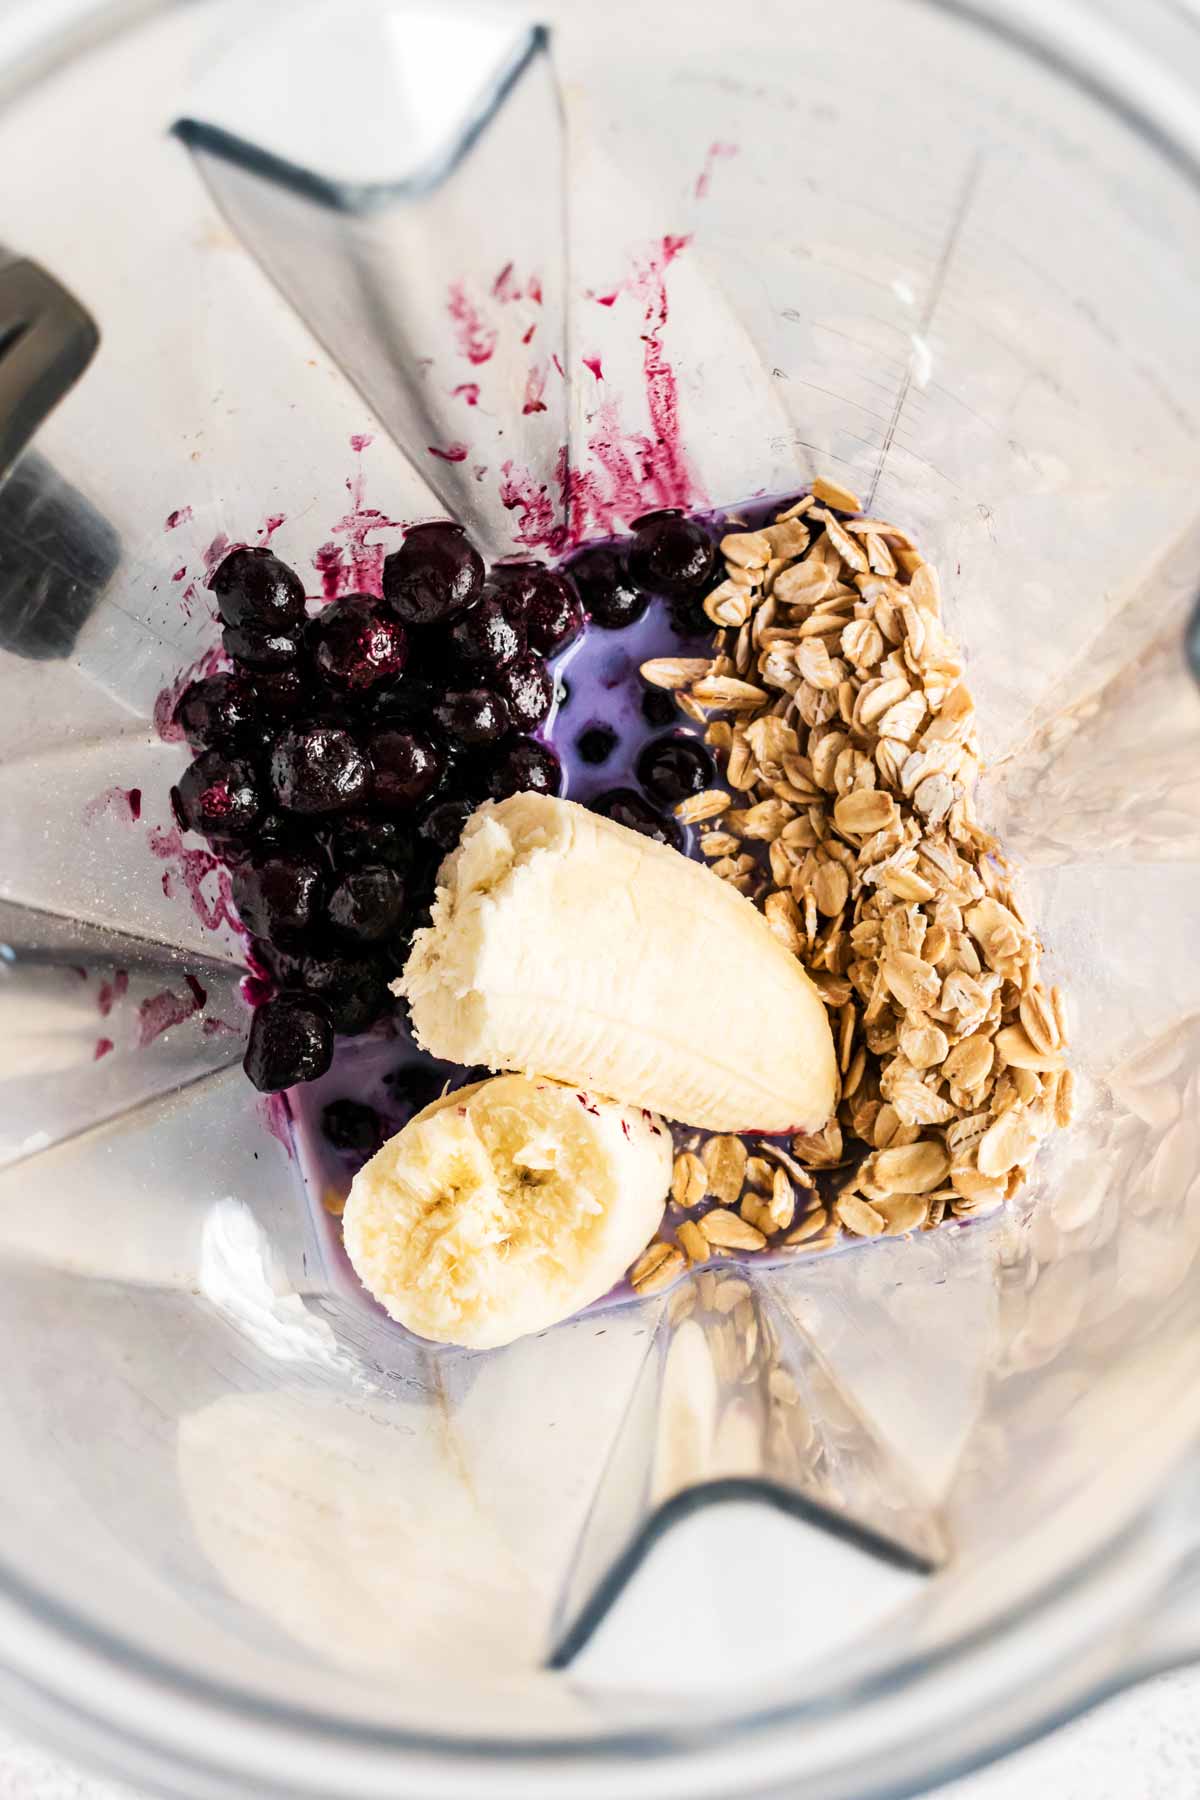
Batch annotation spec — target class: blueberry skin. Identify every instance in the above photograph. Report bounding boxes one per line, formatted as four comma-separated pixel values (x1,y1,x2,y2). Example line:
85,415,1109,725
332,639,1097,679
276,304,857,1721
629,511,716,596
567,545,649,630
243,993,333,1092
382,522,484,626
485,738,563,800
636,736,715,806
591,787,682,850
269,726,371,815
211,547,306,631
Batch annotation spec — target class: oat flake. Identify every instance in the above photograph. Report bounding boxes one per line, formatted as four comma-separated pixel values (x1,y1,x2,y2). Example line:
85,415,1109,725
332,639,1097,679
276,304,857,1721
624,482,1071,1290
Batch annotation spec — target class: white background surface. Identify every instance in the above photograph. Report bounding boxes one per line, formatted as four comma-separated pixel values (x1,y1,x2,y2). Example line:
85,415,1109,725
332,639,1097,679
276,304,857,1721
1,1668,1199,1798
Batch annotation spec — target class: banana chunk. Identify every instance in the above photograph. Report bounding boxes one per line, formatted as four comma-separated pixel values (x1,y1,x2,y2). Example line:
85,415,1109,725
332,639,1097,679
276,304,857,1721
343,1075,672,1349
397,793,838,1133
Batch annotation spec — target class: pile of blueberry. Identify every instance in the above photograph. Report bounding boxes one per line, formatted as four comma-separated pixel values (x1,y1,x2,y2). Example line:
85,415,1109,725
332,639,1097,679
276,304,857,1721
170,508,719,1096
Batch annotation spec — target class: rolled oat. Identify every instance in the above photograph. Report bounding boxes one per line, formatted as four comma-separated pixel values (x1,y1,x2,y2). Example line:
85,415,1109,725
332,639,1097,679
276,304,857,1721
627,483,1070,1294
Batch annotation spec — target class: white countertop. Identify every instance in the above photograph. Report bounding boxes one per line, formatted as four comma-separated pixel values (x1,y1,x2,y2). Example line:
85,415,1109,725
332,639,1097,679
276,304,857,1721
2,1667,1199,1799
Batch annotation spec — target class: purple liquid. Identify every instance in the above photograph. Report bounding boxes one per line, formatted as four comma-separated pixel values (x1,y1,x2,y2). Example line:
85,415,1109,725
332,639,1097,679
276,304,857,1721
551,593,709,814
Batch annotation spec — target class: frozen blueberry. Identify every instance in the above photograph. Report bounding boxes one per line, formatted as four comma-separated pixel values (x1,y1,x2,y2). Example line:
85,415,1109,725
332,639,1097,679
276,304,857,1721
641,687,678,728
629,511,716,596
294,953,393,1034
493,655,553,732
307,595,408,694
174,672,258,750
383,522,483,625
488,559,539,590
321,1098,383,1156
173,751,262,840
244,993,333,1092
442,747,497,806
568,545,649,630
222,623,302,670
666,593,715,638
592,786,682,850
447,592,524,672
231,854,325,945
367,725,446,811
254,666,311,719
527,575,584,655
327,814,414,872
576,724,617,766
432,686,511,745
269,726,371,815
416,794,477,855
493,563,584,655
373,677,439,725
485,737,563,800
636,736,715,805
397,627,458,689
383,1064,444,1116
211,546,306,631
327,865,408,945
397,876,435,944
245,811,305,858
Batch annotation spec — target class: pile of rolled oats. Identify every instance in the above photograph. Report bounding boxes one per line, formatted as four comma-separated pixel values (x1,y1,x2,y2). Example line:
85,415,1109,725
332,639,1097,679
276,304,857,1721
631,477,1073,1293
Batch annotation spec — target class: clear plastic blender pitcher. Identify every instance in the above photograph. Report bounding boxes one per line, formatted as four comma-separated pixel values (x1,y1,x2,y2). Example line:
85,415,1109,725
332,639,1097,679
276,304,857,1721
1,0,1200,1795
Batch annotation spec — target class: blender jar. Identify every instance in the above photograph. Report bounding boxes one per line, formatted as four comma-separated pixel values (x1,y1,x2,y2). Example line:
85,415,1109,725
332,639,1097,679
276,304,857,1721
1,0,1199,1795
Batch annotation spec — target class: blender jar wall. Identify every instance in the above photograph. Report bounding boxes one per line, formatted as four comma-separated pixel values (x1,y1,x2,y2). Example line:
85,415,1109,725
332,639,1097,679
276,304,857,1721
0,0,1198,1795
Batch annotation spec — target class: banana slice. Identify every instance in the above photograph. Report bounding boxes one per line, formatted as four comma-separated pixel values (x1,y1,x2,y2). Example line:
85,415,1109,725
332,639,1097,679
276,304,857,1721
342,1075,672,1349
397,793,838,1133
